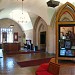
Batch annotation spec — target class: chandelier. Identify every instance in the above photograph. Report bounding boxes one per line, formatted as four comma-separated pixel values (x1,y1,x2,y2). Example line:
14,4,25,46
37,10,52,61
17,0,27,23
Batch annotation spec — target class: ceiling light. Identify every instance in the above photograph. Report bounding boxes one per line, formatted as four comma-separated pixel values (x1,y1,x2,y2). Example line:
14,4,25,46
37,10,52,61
47,0,60,8
17,0,27,23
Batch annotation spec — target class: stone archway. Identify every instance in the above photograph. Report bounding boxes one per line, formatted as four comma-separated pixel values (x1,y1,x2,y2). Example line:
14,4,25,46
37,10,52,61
33,17,48,51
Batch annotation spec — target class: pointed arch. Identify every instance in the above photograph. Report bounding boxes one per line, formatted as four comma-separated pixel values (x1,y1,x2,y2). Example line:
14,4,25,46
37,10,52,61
59,8,75,21
56,2,75,22
33,16,41,46
33,17,48,51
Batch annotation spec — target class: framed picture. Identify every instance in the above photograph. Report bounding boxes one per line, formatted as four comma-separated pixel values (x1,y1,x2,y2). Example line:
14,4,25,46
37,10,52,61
65,40,71,49
14,32,18,41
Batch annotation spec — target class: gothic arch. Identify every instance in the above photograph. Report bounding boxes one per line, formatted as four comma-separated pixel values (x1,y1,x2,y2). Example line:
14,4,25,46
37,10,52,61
56,2,75,22
33,17,48,51
33,16,41,46
59,8,75,21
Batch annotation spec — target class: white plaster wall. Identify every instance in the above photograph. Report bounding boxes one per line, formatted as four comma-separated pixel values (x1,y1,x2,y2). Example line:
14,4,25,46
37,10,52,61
46,9,56,54
47,26,55,53
25,29,33,44
47,8,56,24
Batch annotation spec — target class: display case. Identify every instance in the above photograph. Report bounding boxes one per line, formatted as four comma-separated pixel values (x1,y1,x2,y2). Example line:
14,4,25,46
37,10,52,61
55,2,75,63
58,24,75,57
56,23,75,63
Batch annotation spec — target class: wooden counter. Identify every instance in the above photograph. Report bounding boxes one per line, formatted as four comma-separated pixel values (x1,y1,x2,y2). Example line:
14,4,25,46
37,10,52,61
3,43,20,53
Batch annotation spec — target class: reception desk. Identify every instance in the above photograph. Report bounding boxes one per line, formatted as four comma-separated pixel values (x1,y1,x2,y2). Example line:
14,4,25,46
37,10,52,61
3,43,20,53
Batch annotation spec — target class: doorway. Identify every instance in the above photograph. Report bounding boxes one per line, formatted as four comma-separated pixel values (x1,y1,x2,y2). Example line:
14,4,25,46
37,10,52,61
40,31,46,51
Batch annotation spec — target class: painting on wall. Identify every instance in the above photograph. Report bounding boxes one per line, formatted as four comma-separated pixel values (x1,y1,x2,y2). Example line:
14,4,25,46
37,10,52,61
14,32,18,41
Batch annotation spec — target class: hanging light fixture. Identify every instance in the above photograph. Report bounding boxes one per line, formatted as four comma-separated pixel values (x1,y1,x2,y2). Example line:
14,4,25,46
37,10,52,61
17,0,27,23
47,0,60,8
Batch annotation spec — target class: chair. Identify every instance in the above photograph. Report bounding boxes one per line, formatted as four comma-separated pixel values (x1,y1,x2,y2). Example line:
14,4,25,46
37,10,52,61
36,58,60,75
48,62,60,75
49,57,55,63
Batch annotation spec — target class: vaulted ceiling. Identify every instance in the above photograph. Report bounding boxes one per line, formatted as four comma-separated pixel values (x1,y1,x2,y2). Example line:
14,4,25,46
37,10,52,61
0,0,75,30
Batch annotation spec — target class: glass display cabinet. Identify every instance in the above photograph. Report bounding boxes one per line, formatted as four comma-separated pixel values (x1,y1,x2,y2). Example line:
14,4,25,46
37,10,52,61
55,2,75,63
58,24,75,57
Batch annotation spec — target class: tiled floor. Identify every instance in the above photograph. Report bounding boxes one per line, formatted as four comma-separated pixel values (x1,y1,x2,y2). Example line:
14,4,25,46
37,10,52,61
0,49,53,75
